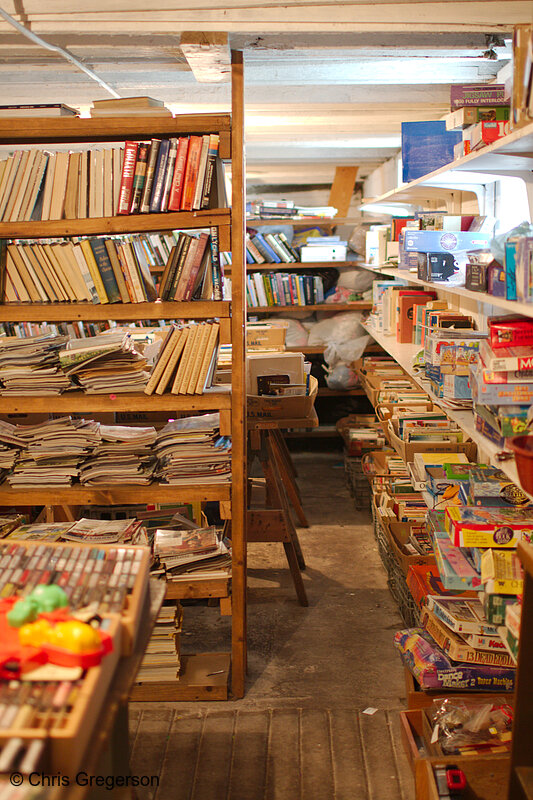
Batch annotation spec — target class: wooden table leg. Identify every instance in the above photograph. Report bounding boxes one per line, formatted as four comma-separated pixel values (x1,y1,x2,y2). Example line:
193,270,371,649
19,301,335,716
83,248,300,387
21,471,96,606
269,430,309,529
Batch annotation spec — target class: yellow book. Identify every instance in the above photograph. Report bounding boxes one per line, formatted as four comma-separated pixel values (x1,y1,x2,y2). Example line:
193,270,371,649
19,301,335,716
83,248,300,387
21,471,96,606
32,243,69,301
4,150,30,221
40,243,77,301
63,151,80,220
170,325,198,395
186,322,211,394
6,252,30,301
144,327,181,395
48,151,70,221
6,243,42,302
20,151,45,221
77,150,88,219
103,148,113,217
22,245,59,302
195,322,219,394
4,271,18,302
79,238,109,303
155,328,189,395
9,149,37,221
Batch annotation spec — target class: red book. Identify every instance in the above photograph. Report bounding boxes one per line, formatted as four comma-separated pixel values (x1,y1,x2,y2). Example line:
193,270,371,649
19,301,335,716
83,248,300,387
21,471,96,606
173,237,199,301
181,233,210,301
117,141,139,215
395,290,436,343
180,136,203,211
167,137,189,211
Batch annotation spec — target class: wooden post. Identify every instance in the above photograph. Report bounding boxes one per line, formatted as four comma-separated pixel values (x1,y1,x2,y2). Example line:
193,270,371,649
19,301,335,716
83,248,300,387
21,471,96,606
230,50,247,699
328,166,359,218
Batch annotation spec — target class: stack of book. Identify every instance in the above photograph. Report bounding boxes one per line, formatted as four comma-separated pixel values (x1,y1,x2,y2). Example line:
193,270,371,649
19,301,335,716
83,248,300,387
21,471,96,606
90,96,171,118
135,604,182,683
0,133,223,223
79,425,157,486
443,83,510,156
0,333,72,395
153,526,231,579
246,271,324,307
6,417,101,488
5,235,160,305
144,321,220,396
58,332,149,393
246,231,299,264
158,230,222,301
154,413,231,485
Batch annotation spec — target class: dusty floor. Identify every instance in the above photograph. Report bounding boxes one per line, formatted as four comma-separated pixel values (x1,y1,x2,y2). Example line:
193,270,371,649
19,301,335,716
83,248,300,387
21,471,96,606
130,451,415,799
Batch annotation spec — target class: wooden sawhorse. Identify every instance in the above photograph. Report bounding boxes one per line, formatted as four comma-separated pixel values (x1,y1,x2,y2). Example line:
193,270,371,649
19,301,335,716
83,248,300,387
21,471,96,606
247,412,318,607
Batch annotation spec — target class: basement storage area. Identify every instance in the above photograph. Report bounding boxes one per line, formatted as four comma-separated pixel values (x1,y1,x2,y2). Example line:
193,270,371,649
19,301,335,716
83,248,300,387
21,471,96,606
0,3,531,800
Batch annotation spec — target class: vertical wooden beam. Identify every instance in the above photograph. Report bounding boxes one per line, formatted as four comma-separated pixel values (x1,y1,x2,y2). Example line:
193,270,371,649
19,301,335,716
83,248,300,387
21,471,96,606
328,166,359,218
230,49,247,699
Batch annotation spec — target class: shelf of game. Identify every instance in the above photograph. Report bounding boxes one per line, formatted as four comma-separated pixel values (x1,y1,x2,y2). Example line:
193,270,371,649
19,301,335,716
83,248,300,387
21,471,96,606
0,300,231,321
361,119,533,209
0,483,230,505
361,322,530,499
0,387,232,413
248,301,372,314
360,263,533,319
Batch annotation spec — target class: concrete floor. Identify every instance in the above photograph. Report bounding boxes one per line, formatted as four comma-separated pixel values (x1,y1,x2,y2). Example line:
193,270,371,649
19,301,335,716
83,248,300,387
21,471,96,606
130,451,414,799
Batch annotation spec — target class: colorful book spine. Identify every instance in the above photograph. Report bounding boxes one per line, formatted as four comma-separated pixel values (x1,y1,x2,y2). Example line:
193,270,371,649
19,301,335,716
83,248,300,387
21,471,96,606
117,141,139,215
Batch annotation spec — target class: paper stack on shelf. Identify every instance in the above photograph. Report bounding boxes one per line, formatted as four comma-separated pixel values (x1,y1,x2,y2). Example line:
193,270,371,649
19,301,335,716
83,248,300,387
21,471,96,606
61,516,145,544
0,334,72,395
154,526,231,578
6,417,101,488
59,332,150,393
79,425,157,485
154,412,231,485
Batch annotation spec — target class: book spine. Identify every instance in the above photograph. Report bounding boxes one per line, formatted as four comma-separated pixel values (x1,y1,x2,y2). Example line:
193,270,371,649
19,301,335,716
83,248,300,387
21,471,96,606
117,141,139,215
128,142,149,214
181,136,203,211
192,135,210,210
88,238,121,302
104,238,131,303
182,233,210,301
251,234,281,263
200,134,220,209
167,137,189,211
160,137,178,212
167,236,192,301
149,139,170,213
79,239,109,303
139,139,160,213
210,226,223,300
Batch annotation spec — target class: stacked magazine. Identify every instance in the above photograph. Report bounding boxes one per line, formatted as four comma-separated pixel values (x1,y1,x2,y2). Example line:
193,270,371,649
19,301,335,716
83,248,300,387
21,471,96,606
6,417,101,488
154,526,231,579
79,425,157,485
0,334,72,394
59,332,149,393
154,413,231,485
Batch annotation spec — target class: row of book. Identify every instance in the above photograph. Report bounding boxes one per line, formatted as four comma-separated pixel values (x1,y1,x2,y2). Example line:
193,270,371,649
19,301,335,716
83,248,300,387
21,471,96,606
3,229,223,304
0,412,230,487
144,321,220,396
245,231,299,264
246,271,324,308
0,134,224,223
246,200,338,220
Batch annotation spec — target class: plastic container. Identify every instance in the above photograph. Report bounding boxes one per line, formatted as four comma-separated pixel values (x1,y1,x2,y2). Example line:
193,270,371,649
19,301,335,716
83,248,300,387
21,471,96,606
509,435,533,495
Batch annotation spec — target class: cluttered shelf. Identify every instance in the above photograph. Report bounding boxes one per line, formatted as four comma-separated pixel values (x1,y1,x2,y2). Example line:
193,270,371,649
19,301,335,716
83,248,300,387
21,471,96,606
360,263,533,319
361,322,530,499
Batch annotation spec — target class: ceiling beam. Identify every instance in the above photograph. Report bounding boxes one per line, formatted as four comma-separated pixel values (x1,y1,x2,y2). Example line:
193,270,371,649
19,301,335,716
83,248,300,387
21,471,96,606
179,31,231,82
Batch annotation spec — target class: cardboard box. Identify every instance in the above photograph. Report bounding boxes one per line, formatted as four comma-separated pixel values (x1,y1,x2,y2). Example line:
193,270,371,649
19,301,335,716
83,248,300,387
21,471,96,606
246,351,305,395
445,105,510,130
247,375,318,420
470,120,511,150
402,230,491,253
388,419,477,463
246,321,288,350
386,521,436,575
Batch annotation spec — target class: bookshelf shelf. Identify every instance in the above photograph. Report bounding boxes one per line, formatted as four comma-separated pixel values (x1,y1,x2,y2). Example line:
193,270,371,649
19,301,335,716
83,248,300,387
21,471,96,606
249,302,372,313
247,217,358,227
0,210,231,239
237,261,360,271
361,120,533,209
0,300,231,321
0,388,232,413
0,483,231,505
362,323,532,501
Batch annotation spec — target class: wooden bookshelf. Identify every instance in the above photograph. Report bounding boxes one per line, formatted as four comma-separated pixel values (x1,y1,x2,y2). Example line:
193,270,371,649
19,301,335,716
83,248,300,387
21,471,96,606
249,302,372,313
0,55,247,700
239,261,360,271
0,300,231,322
0,389,231,414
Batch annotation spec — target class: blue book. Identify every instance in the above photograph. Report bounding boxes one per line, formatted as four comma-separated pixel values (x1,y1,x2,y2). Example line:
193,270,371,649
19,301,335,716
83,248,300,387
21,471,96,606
402,121,462,182
252,233,281,263
504,240,517,301
149,138,170,213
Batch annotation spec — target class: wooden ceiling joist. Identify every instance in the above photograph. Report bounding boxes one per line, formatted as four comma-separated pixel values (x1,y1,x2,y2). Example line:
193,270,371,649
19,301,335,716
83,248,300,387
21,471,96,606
180,32,231,83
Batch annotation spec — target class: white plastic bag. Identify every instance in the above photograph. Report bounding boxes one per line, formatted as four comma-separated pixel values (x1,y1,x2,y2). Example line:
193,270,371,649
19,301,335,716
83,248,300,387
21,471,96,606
336,269,375,293
325,363,359,390
307,311,365,345
324,334,370,367
262,317,309,347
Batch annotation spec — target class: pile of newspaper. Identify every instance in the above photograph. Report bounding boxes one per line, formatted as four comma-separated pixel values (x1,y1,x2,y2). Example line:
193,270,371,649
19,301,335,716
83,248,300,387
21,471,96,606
58,332,149,393
6,417,101,488
0,334,72,394
79,424,157,485
154,412,231,485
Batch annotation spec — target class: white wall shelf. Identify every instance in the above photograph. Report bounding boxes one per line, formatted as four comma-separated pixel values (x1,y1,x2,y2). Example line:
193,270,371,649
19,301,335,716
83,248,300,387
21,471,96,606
362,322,532,501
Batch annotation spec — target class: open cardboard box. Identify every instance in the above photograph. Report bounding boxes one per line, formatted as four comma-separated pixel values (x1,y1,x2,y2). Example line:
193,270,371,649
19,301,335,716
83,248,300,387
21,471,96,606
386,521,436,575
247,375,318,420
388,418,477,463
247,321,288,350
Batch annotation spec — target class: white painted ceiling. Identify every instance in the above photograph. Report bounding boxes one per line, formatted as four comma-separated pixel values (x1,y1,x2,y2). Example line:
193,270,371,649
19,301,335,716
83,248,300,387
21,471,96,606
0,1,527,194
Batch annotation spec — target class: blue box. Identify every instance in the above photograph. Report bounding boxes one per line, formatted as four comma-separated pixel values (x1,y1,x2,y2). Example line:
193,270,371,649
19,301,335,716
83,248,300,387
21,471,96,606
401,121,462,182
